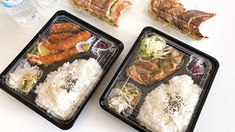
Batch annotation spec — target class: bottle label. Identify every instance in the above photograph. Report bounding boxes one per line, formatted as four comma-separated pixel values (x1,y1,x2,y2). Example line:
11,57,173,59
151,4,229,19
1,0,24,9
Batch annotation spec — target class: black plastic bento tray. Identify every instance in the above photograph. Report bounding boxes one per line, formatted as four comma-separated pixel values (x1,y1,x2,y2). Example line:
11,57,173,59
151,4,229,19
100,26,219,132
0,10,123,130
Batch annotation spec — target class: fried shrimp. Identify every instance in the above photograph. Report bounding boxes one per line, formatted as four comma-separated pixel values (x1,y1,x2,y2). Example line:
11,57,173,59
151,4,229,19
28,43,91,66
27,48,78,65
43,31,91,51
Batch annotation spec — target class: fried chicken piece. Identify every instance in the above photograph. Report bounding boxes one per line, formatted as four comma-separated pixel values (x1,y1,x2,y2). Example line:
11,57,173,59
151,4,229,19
49,22,80,34
47,32,74,43
43,31,91,51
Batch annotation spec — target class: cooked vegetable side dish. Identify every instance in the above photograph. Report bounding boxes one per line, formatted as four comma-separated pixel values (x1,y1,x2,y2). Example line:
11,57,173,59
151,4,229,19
150,0,215,39
6,60,42,93
137,75,202,132
71,0,132,26
126,34,184,85
35,58,103,120
108,82,141,116
27,22,93,66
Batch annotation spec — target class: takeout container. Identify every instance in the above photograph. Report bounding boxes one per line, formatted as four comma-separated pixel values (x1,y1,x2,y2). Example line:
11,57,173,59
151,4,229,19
0,10,123,130
100,27,219,131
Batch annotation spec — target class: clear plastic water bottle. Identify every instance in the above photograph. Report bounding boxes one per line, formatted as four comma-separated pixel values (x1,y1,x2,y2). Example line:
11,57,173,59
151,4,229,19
37,0,58,7
0,0,40,27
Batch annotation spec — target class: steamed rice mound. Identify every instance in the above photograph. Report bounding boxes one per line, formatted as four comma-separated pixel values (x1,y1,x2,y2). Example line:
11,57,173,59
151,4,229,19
35,58,103,120
137,75,202,132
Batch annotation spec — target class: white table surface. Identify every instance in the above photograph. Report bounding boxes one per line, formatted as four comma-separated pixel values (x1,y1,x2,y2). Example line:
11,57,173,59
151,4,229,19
0,0,234,132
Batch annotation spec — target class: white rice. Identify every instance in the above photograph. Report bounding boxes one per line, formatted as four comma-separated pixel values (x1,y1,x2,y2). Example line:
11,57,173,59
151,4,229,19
35,58,103,120
137,75,202,132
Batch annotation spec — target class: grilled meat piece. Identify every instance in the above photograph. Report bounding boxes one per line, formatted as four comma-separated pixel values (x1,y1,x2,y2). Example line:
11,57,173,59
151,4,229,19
126,49,184,85
151,0,185,24
72,0,132,26
150,0,215,39
173,10,215,38
89,0,117,17
110,0,131,24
